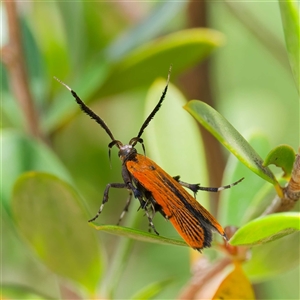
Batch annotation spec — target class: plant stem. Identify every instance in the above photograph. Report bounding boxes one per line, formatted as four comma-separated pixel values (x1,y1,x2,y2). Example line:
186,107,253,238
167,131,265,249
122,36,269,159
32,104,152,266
1,1,44,141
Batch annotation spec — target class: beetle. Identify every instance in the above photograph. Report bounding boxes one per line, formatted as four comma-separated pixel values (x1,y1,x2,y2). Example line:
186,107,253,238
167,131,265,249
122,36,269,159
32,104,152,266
55,68,243,251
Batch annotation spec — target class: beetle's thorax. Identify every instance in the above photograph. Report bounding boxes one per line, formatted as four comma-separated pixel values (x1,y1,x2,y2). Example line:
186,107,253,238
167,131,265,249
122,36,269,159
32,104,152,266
118,144,137,162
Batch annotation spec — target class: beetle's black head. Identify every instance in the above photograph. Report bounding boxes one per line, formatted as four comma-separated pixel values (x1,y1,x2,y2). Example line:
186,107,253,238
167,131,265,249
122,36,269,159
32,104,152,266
118,144,137,162
109,137,143,163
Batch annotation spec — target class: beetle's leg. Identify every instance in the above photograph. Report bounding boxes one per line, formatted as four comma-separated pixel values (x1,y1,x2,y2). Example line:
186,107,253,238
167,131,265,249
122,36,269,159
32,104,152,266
143,201,160,235
173,176,244,198
172,176,199,197
117,191,133,225
144,208,159,235
127,179,160,235
88,182,127,222
135,194,159,235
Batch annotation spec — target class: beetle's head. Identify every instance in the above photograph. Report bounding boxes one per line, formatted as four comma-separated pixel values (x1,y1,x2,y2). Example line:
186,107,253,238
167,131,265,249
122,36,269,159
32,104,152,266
110,137,142,163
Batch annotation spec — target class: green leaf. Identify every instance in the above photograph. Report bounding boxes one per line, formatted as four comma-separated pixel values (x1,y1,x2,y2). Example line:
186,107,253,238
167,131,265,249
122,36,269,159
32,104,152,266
263,144,296,179
97,28,225,97
2,209,58,298
243,231,300,282
230,212,300,246
130,278,173,300
91,224,187,248
105,2,187,61
47,28,224,133
184,101,277,185
1,130,72,213
12,172,102,293
279,0,300,93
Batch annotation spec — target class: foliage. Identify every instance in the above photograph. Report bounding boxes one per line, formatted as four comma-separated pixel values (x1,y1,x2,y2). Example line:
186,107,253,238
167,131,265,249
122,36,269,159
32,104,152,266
1,1,299,299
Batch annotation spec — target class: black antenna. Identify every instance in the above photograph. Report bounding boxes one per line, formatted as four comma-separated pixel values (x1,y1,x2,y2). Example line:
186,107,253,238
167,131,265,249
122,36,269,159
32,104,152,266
135,65,172,140
54,77,116,142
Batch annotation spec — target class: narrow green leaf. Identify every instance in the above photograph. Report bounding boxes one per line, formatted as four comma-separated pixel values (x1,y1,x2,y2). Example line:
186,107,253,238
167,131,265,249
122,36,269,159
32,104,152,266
263,144,296,179
91,224,187,248
12,172,102,293
98,28,225,97
230,212,300,246
279,0,300,92
105,2,187,61
184,101,277,185
47,28,224,133
130,279,173,300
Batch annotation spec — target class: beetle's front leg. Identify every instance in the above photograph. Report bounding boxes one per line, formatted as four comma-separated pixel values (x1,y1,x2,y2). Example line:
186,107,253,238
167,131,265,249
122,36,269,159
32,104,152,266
88,182,127,222
117,191,133,225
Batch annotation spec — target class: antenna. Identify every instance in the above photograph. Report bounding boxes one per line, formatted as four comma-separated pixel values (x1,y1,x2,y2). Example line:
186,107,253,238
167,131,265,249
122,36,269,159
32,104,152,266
54,77,117,142
134,65,172,143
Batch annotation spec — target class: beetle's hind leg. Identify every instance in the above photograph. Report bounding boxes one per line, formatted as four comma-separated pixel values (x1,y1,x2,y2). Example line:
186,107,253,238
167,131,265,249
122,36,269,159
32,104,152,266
140,201,159,235
145,208,159,235
173,176,200,198
173,175,244,198
132,184,160,235
88,182,127,222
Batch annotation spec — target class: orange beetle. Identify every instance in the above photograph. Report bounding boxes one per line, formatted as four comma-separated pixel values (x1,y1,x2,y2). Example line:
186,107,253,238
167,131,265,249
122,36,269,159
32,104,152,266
55,69,243,251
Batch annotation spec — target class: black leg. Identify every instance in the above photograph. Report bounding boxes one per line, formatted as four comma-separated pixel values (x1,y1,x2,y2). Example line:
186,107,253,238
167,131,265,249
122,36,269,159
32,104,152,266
173,176,244,197
117,191,133,225
144,207,159,235
88,182,127,222
135,192,160,235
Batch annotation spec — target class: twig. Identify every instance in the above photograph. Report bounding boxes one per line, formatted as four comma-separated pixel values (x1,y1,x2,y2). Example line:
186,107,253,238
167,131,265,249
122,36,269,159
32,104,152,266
1,1,43,140
263,148,300,215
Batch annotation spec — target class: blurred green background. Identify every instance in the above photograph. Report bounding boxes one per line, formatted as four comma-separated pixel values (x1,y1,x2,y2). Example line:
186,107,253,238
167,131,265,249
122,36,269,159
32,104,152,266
1,1,299,299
